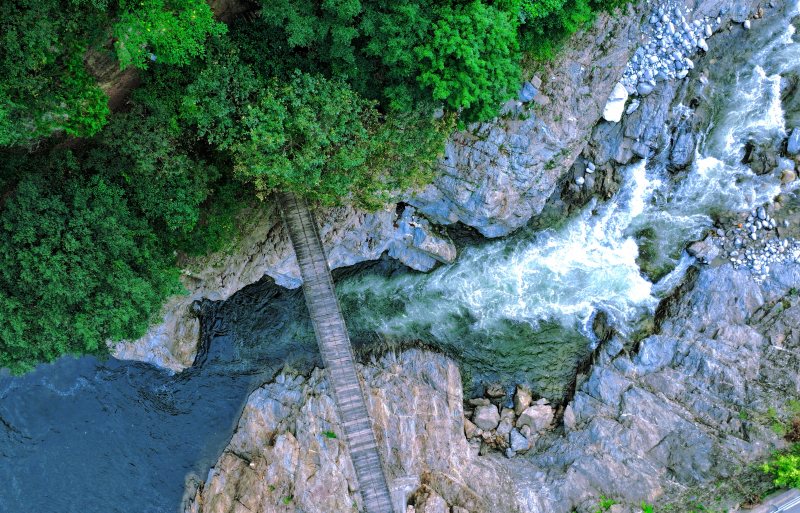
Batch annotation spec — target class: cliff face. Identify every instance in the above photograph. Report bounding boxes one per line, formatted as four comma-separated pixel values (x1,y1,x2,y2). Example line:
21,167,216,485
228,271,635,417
111,203,456,371
184,259,800,513
183,350,523,513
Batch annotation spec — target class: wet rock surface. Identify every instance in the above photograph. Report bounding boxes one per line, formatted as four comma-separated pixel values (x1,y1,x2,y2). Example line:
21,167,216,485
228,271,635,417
188,258,800,513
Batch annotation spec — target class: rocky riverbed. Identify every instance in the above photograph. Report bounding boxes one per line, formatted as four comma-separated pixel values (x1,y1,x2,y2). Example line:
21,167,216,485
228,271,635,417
184,257,800,513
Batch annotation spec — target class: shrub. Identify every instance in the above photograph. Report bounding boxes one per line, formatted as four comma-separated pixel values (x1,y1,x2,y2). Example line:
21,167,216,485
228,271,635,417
762,444,800,488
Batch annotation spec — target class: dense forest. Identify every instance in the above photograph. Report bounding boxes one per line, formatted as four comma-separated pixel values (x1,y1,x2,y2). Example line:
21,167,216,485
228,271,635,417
0,0,622,372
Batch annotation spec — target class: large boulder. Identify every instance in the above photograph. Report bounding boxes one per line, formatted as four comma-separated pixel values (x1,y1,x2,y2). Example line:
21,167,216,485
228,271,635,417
742,140,779,175
788,128,800,155
516,401,555,434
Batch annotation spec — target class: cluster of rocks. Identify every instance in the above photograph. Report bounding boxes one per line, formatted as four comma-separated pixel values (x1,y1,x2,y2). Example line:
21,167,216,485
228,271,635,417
603,2,721,122
688,197,800,280
463,384,554,459
625,4,717,92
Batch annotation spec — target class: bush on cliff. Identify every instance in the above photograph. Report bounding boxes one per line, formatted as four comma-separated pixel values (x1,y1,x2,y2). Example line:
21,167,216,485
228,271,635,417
762,444,800,487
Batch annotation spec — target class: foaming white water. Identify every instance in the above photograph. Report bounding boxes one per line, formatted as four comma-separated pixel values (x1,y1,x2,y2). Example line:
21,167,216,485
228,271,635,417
341,161,658,339
339,7,798,361
720,66,785,157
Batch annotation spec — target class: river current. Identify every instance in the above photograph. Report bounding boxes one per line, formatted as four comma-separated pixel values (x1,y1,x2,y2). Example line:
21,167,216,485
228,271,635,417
0,6,798,512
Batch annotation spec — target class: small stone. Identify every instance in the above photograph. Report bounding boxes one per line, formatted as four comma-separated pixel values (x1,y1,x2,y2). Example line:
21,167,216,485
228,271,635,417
496,418,513,437
705,24,713,37
513,385,533,415
473,404,501,431
575,176,585,186
758,207,767,220
637,82,655,96
464,418,478,439
505,448,516,459
468,397,490,407
744,19,751,30
698,38,709,52
510,429,530,452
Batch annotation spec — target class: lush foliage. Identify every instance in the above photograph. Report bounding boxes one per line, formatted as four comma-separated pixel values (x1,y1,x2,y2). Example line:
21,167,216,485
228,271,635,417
114,0,226,69
416,1,520,121
0,0,110,145
0,0,225,146
762,444,800,487
257,0,521,120
0,161,182,373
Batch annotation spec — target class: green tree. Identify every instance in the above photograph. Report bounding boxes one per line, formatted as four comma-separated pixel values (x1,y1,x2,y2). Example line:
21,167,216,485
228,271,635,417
0,0,110,146
114,0,227,69
415,1,521,121
0,160,182,373
228,72,378,204
0,0,226,147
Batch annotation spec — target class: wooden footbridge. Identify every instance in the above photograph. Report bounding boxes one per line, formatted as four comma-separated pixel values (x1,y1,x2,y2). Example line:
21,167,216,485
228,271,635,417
278,192,395,513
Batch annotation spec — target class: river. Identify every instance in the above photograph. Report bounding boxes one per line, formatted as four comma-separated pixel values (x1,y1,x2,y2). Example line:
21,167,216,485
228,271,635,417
0,5,798,512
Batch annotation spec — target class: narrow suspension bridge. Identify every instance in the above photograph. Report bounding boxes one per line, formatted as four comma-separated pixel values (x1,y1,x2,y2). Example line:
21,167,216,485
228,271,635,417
278,192,395,513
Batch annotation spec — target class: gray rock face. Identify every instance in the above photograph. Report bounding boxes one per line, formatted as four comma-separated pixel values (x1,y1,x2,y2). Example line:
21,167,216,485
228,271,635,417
669,127,696,170
184,350,523,513
410,5,646,237
530,262,800,512
510,429,530,453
